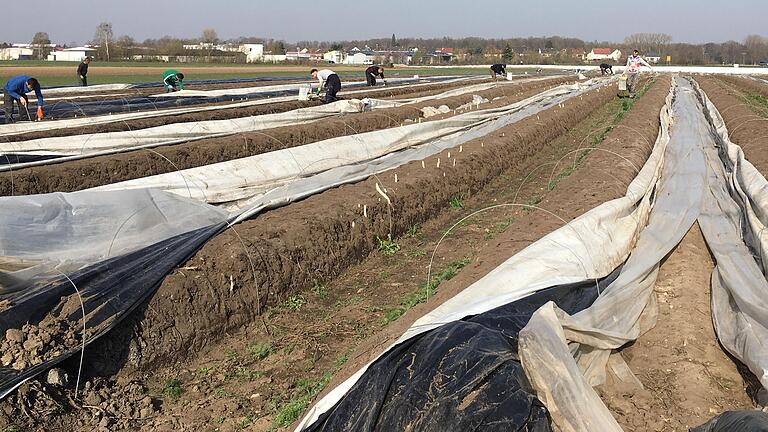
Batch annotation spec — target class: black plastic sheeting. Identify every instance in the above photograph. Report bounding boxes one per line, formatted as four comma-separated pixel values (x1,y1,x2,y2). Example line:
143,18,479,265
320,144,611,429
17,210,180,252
303,270,622,432
0,154,59,165
0,76,458,123
691,411,768,431
126,76,307,89
0,221,226,397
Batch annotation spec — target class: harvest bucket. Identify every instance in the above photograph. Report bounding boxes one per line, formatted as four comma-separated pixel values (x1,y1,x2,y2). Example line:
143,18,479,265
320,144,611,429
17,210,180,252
298,86,310,101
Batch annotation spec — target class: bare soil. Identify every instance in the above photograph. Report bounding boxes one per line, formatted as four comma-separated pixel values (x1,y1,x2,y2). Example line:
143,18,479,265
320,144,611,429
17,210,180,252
597,225,756,431
715,75,768,98
696,76,768,172
0,77,574,196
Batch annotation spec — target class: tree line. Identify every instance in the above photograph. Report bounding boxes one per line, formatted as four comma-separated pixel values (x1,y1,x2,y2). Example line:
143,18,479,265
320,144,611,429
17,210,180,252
7,26,768,65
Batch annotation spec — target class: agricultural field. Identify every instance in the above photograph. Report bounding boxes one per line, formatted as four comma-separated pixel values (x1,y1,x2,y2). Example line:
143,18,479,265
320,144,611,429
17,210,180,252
1,68,767,432
0,62,526,87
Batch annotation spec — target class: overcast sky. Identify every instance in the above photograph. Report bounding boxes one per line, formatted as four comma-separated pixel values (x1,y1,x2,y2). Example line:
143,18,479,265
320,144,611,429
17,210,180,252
2,0,763,45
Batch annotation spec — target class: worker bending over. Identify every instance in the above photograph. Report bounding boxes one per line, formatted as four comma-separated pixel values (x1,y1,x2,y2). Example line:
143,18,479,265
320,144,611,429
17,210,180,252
600,63,613,75
490,63,507,80
3,75,44,123
625,50,653,98
365,65,386,86
163,70,185,92
77,57,91,86
311,68,341,103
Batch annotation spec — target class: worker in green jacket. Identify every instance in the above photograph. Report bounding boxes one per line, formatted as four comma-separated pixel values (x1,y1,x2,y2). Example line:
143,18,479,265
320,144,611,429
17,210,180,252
163,70,185,92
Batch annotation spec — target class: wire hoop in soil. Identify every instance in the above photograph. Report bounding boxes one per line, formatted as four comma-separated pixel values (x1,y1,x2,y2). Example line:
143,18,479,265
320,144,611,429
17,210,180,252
426,203,601,299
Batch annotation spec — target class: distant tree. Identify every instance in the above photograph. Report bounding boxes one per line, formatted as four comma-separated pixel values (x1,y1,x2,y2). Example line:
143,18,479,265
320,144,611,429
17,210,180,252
744,34,768,64
330,43,343,51
391,33,397,48
31,31,51,59
623,33,672,55
545,39,553,49
202,28,218,45
202,28,218,61
114,35,136,59
502,43,513,62
94,22,114,60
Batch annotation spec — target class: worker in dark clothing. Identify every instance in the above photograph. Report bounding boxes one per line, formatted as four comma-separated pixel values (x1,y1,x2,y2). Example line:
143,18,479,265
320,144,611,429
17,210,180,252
311,68,342,104
490,63,507,80
77,57,91,86
3,76,44,123
600,63,613,75
365,65,386,86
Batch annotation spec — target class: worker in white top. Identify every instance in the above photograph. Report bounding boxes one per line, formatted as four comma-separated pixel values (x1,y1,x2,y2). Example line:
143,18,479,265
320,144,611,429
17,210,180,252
625,49,653,98
310,68,341,103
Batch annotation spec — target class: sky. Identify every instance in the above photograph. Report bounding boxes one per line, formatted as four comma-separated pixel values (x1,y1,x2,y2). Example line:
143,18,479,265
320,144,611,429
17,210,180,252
2,0,763,45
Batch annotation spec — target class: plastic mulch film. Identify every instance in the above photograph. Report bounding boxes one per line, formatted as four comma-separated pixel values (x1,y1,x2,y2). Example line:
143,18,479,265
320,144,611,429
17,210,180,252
691,411,768,431
0,189,229,397
294,77,671,430
94,80,608,209
302,273,620,431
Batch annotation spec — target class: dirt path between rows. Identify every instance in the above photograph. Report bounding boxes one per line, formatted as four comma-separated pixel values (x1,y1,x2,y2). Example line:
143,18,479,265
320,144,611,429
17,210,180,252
598,224,755,431
0,77,575,196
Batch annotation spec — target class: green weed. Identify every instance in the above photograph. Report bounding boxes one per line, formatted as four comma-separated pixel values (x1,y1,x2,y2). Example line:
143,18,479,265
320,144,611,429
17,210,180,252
246,342,274,360
311,282,329,299
407,249,428,258
381,258,471,326
377,234,401,256
162,378,183,401
284,295,307,311
449,196,464,209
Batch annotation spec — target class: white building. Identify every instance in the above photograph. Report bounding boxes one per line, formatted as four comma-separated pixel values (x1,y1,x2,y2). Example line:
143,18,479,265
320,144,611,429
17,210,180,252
240,44,265,62
183,43,240,52
586,48,622,62
47,46,97,62
0,47,34,60
261,54,287,63
646,52,662,64
344,51,376,65
323,50,346,64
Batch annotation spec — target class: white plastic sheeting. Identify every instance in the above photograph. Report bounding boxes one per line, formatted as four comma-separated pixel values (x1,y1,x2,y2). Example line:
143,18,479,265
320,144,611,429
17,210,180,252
0,78,529,171
148,77,452,98
0,76,479,138
0,84,133,99
92,80,607,209
518,78,697,431
696,79,768,389
0,189,228,289
0,100,368,159
516,77,768,431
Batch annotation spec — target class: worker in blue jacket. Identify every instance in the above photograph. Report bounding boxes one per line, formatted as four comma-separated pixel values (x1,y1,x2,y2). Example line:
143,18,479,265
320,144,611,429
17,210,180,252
3,75,44,123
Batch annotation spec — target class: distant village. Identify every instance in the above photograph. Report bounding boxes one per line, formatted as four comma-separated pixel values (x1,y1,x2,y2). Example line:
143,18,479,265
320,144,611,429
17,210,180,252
2,29,765,66
0,41,664,66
